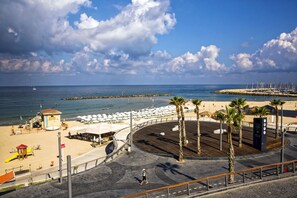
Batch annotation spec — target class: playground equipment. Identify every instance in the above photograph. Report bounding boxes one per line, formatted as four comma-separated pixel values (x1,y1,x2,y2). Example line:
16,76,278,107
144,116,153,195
5,144,34,163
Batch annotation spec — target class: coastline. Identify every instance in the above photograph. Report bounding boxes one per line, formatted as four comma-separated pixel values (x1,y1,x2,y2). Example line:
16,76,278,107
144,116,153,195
1,100,296,176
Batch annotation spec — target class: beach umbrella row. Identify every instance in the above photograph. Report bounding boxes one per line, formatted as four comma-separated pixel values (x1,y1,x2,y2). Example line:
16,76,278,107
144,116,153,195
76,105,176,124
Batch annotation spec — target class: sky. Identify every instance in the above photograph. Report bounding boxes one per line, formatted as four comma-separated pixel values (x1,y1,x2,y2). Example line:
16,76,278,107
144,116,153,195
0,0,297,86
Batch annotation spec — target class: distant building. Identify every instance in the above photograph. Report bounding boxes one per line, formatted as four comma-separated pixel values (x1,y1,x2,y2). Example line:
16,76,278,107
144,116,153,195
40,108,62,131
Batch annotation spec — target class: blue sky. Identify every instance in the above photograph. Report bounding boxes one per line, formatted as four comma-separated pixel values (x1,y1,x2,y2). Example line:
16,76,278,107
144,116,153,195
0,0,297,85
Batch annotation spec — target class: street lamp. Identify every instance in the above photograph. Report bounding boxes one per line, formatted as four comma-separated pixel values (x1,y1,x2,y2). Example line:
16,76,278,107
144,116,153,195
58,131,62,183
280,104,285,173
129,112,133,152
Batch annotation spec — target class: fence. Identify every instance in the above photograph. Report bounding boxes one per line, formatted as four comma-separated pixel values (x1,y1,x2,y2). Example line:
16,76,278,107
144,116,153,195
123,159,297,198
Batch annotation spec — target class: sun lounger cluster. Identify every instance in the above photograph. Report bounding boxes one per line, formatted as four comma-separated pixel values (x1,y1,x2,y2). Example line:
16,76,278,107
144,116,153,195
76,105,176,124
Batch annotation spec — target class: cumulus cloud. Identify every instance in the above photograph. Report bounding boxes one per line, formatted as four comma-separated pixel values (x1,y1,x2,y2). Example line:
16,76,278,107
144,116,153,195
0,0,177,75
0,57,68,73
0,0,175,55
157,45,226,74
230,53,253,70
231,28,297,72
75,13,99,29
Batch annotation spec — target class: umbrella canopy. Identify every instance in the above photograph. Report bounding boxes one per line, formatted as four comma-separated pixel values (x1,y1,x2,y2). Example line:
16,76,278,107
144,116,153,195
16,144,28,150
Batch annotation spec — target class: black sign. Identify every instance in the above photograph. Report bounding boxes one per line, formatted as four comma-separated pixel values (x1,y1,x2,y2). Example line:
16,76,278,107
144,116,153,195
253,118,267,151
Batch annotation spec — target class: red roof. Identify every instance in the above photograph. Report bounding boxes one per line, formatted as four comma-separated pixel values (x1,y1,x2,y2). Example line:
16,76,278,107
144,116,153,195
40,108,62,115
16,144,28,149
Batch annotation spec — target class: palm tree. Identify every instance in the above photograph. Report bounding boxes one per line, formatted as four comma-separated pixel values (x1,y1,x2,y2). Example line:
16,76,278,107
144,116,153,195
270,99,285,138
169,96,184,162
254,106,270,118
215,111,226,151
179,97,188,146
192,99,202,156
225,106,240,183
229,98,248,148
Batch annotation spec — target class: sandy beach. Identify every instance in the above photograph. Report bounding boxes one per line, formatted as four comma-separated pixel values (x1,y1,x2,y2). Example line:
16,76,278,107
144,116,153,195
1,100,296,175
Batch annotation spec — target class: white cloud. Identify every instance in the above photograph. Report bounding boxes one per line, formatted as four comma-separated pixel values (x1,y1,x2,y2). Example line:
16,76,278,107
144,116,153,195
75,13,99,29
0,57,66,73
230,53,253,70
159,45,226,74
232,28,297,72
0,0,176,75
0,0,175,56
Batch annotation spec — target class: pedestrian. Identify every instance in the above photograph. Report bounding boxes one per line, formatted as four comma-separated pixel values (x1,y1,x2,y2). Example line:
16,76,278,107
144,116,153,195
140,168,148,185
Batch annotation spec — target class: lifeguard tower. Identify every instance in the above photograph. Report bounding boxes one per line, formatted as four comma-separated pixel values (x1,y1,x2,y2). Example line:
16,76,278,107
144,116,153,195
40,108,62,131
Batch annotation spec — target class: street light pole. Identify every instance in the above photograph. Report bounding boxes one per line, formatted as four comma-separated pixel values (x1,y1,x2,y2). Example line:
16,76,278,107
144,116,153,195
67,155,72,198
280,105,285,173
129,112,133,152
220,120,223,151
58,131,62,183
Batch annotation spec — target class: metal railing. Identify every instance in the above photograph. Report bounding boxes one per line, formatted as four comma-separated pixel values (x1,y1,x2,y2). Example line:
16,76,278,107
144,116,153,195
123,159,297,198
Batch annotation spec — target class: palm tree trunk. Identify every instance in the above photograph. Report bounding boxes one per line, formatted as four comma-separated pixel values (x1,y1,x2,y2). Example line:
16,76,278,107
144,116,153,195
238,124,242,148
197,110,201,156
178,115,183,162
228,126,235,183
180,106,187,146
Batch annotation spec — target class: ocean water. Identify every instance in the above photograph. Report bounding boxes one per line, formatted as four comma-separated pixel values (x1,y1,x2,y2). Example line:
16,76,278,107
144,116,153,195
0,84,294,126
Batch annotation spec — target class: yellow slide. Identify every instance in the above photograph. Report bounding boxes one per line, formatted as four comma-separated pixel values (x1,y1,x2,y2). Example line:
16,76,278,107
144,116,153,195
5,148,34,163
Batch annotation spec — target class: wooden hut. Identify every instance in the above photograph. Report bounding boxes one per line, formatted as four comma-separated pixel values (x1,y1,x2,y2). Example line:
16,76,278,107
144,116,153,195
40,108,62,131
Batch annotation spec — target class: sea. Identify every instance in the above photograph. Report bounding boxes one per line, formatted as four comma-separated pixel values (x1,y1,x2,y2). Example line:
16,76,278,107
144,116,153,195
0,84,295,126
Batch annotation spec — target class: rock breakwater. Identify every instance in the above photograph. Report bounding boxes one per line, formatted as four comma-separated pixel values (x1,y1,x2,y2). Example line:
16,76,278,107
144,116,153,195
63,94,172,100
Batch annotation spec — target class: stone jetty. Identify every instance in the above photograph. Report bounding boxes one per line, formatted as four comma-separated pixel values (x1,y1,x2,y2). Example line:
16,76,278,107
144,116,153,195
216,88,297,97
63,94,172,100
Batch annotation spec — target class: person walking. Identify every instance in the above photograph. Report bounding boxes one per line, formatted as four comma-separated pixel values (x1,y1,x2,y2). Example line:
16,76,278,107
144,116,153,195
140,168,148,185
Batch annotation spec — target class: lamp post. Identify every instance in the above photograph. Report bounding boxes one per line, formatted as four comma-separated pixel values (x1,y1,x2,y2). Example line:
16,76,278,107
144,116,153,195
220,120,223,151
129,112,133,152
58,132,62,183
67,155,72,198
280,105,285,173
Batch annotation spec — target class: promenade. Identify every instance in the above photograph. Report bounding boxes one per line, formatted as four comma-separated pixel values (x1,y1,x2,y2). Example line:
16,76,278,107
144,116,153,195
1,122,297,198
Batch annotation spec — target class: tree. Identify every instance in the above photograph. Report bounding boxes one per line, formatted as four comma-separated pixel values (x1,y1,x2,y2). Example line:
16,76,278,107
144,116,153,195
169,96,184,162
225,106,240,183
229,98,248,148
270,99,285,138
214,111,226,151
254,106,270,118
179,97,188,146
192,99,202,156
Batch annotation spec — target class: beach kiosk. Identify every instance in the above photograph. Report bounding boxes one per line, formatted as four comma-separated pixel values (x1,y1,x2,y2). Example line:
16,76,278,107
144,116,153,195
40,108,62,131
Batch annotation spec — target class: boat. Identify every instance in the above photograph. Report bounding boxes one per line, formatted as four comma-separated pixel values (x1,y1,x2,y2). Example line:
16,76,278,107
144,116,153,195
32,87,37,91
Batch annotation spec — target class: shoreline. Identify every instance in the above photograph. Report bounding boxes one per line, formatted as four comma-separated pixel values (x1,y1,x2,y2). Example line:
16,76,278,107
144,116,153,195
216,88,297,97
